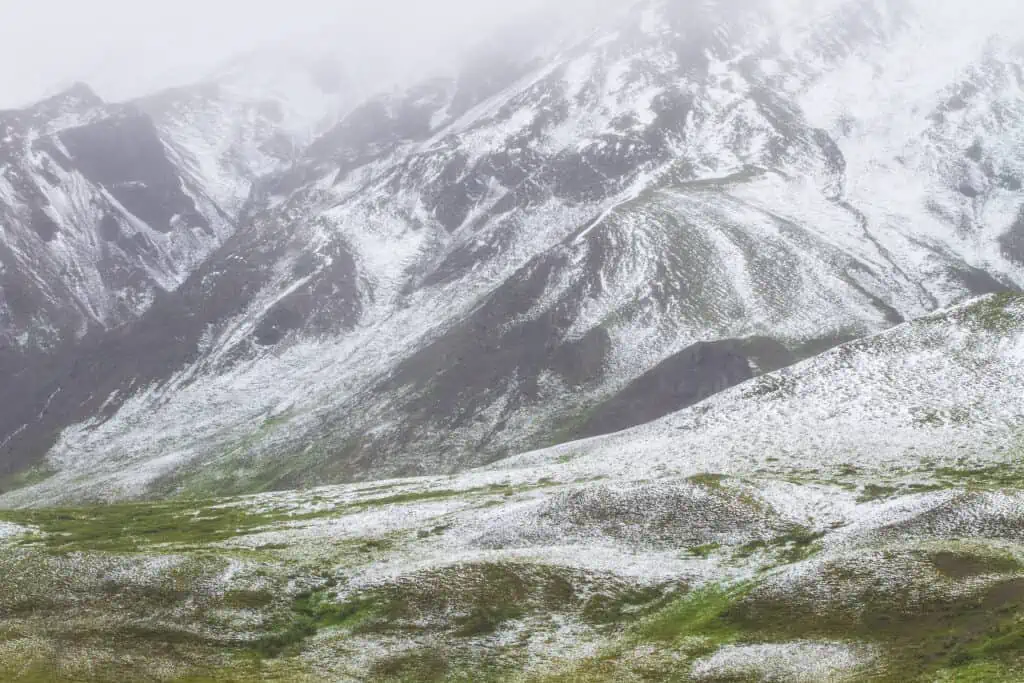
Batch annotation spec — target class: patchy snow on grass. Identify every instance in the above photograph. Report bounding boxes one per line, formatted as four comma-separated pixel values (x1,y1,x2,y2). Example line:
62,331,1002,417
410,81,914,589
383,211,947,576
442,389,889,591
0,522,27,540
691,640,878,682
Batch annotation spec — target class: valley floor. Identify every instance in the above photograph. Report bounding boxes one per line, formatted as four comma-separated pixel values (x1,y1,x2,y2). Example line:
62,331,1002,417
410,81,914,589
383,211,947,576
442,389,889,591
3,465,1024,682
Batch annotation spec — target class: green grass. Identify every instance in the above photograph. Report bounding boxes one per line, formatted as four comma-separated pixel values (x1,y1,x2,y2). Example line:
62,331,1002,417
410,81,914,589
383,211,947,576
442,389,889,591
366,647,513,683
342,563,579,636
289,562,677,647
0,482,525,554
956,292,1023,334
0,650,311,683
931,465,1024,490
0,578,315,681
531,584,750,682
9,445,1024,683
452,603,528,637
0,466,57,495
927,661,1024,682
858,483,901,502
356,488,468,507
733,527,825,564
725,560,1024,681
369,648,451,682
223,589,276,609
690,542,722,558
581,584,676,627
928,549,1022,579
533,538,1024,682
0,499,334,552
632,584,747,647
687,473,728,489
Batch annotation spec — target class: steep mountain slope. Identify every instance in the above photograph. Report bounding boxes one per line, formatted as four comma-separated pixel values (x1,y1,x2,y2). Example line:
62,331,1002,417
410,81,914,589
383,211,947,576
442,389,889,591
136,47,362,216
0,50,357,366
0,53,360,479
0,86,248,480
0,84,234,393
2,0,1023,499
0,85,231,348
2,293,1023,682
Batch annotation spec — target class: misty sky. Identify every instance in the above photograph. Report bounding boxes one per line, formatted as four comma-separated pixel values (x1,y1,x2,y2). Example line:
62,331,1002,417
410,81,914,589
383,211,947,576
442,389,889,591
0,0,547,107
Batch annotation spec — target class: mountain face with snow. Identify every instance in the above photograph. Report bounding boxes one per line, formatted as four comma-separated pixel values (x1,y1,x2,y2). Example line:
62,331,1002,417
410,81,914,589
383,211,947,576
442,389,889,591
0,84,237,477
0,55,358,479
0,84,228,352
3,2,1024,681
1,0,1023,499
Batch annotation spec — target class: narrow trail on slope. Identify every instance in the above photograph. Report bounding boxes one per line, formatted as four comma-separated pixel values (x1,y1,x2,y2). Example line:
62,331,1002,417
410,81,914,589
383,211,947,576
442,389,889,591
836,198,941,312
815,127,940,313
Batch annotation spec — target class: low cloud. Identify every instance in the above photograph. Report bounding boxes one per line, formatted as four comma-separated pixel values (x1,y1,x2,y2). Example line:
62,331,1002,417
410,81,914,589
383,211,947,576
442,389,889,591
0,0,553,107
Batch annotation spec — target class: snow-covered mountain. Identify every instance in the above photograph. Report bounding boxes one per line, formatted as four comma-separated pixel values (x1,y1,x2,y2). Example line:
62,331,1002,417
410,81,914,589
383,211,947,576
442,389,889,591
136,46,364,215
1,0,1023,499
0,47,359,361
0,51,362,479
3,4,1024,679
0,84,229,347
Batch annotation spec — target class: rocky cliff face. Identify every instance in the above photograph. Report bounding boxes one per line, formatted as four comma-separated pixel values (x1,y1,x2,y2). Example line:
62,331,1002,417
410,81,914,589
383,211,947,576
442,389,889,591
1,0,1022,500
0,85,230,356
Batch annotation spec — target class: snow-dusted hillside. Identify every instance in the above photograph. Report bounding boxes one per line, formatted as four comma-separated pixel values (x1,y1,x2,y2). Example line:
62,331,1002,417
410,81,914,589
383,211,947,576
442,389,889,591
1,0,1023,498
5,285,1023,509
1,293,1023,681
501,293,1024,482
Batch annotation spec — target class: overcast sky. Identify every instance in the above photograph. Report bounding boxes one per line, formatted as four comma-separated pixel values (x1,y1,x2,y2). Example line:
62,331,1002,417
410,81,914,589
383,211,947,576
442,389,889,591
0,0,549,107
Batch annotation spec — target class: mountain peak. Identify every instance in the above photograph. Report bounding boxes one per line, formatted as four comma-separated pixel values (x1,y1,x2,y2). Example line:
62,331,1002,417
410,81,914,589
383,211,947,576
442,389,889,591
21,81,105,119
48,81,102,106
